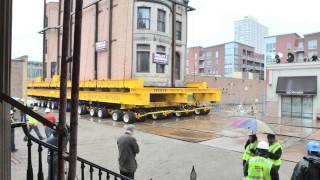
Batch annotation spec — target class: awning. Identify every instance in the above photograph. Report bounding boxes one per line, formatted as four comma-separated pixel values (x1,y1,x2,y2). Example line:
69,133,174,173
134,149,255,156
276,76,317,95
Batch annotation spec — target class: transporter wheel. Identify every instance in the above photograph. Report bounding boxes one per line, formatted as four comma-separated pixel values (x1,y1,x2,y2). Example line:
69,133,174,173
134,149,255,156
89,107,98,117
112,110,123,121
123,111,136,124
151,113,164,120
47,101,51,108
201,109,211,115
151,113,159,120
51,102,58,109
97,109,108,118
41,101,47,108
175,111,183,117
194,109,201,115
78,106,87,115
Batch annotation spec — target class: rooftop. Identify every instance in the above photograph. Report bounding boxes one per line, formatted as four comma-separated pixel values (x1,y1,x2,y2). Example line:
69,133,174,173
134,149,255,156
267,61,320,70
265,33,301,39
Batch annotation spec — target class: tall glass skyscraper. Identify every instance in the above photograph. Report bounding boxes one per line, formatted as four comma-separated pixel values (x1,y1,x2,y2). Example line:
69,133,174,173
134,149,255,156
234,16,269,54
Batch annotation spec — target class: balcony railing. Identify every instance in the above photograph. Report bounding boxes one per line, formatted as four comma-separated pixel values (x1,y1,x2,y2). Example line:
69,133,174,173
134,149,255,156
295,46,304,52
1,92,133,180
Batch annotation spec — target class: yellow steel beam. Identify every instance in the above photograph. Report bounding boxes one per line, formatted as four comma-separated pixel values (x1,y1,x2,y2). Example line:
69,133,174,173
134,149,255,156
185,81,208,88
130,87,220,94
27,89,150,106
28,77,145,89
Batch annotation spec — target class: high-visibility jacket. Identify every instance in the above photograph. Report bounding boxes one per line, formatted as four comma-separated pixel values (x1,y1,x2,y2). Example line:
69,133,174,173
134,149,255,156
246,156,273,180
243,142,258,161
28,116,38,126
269,143,282,166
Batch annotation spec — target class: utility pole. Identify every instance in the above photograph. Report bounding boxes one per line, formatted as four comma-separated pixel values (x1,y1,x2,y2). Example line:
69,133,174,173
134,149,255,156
67,0,83,179
56,0,62,74
94,2,99,80
171,3,176,87
42,0,47,79
57,0,71,179
108,0,113,80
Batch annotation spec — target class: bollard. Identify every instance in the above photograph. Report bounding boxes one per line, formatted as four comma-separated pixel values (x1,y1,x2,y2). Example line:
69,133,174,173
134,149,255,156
190,165,197,180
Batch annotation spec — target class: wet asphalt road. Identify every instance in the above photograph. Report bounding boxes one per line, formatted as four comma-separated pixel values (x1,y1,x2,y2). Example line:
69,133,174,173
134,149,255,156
12,110,319,179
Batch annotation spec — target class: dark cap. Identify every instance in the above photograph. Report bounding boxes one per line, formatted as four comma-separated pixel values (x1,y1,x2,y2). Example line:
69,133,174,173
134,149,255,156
267,134,276,139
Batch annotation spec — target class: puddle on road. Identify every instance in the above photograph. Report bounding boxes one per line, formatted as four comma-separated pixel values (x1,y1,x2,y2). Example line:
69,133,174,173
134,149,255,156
77,112,320,162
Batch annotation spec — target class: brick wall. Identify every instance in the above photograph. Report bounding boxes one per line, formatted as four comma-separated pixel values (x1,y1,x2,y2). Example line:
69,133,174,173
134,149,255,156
186,75,266,105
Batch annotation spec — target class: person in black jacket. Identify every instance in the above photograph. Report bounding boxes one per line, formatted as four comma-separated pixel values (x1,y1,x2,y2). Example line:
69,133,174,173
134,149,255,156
291,141,320,180
117,125,140,179
267,134,282,171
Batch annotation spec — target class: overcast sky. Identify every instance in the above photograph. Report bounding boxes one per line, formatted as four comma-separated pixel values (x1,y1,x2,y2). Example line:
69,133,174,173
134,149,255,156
12,0,320,60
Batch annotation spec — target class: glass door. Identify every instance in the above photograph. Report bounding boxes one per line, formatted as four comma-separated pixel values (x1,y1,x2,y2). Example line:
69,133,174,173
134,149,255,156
281,96,292,117
302,97,313,119
291,97,302,118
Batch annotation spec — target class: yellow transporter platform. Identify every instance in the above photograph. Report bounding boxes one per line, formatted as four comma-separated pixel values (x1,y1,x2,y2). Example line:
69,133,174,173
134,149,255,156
27,76,221,123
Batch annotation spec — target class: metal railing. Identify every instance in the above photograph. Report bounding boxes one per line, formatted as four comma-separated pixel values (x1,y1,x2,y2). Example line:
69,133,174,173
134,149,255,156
2,92,132,180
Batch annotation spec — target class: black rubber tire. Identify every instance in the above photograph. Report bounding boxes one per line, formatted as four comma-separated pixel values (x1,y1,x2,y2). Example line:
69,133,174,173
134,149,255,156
97,108,108,118
112,110,123,121
78,106,87,115
89,107,98,117
51,102,58,109
194,109,201,115
47,101,51,108
123,111,136,124
41,101,47,108
150,113,164,120
200,109,210,115
175,111,183,117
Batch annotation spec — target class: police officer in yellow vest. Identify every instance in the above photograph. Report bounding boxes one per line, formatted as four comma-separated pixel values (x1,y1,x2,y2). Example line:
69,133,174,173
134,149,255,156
244,141,279,180
267,134,282,171
243,133,258,167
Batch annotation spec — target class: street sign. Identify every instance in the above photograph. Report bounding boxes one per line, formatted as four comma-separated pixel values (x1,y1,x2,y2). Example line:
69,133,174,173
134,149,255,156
95,41,108,52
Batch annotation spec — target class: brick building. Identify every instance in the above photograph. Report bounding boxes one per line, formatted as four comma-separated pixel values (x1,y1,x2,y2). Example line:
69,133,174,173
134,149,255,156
187,42,264,80
264,32,320,80
42,0,193,87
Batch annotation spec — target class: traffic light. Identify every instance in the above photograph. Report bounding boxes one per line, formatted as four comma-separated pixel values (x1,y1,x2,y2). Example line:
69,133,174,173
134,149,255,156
287,52,294,63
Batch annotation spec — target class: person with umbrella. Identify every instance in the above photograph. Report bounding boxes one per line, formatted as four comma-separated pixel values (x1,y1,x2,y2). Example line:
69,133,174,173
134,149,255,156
244,141,279,180
267,134,282,171
290,141,320,180
242,132,258,169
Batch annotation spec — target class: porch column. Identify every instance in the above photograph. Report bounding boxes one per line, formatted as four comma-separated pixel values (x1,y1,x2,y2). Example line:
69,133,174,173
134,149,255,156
0,0,12,179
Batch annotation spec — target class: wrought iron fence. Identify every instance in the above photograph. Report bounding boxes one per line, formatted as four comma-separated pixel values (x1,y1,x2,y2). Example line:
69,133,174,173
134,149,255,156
2,92,132,180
